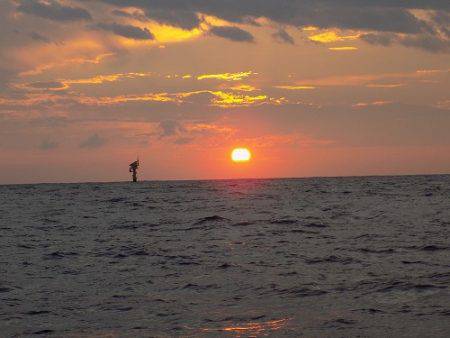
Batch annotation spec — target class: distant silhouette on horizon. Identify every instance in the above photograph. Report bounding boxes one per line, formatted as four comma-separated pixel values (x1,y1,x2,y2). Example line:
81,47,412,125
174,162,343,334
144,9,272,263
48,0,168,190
129,158,139,182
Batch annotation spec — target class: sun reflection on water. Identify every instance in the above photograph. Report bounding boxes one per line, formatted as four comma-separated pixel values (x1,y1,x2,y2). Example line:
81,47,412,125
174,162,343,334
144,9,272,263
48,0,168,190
201,318,291,336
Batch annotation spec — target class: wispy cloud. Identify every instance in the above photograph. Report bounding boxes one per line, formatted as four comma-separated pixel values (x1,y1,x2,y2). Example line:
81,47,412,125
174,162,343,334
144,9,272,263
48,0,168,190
272,29,295,45
328,46,358,51
353,101,392,108
19,53,115,77
39,139,59,150
93,22,154,40
79,134,105,148
78,93,179,105
156,120,235,145
365,83,405,88
226,84,258,92
197,71,255,81
361,32,450,53
275,85,316,90
290,69,449,87
209,92,267,107
309,31,360,43
17,72,153,91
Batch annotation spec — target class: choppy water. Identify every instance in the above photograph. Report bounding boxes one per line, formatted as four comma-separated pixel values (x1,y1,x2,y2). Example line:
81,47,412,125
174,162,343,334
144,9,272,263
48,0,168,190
0,175,449,337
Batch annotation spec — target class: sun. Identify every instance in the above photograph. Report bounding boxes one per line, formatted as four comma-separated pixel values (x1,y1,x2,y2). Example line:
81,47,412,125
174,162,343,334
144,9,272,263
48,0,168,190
231,148,252,162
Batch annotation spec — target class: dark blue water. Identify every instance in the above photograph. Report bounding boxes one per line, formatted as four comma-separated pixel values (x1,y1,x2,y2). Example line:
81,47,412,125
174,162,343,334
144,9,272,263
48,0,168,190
0,175,449,337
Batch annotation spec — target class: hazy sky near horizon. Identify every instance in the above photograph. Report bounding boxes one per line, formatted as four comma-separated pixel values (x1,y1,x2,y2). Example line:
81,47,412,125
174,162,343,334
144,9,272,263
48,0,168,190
0,0,449,183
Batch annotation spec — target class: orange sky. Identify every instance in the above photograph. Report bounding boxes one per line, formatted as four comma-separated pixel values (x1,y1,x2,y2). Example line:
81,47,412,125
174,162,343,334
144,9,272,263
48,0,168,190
0,1,449,184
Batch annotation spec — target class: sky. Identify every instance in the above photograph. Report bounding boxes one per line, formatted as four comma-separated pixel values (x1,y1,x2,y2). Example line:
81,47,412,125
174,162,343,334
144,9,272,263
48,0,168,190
0,0,449,184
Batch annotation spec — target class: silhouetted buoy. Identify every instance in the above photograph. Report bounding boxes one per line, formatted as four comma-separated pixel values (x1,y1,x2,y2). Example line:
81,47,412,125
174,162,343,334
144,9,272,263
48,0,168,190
129,158,139,182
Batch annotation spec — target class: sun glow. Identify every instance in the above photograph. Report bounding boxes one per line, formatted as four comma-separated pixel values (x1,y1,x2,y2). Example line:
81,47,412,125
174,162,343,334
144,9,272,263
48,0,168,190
231,148,252,162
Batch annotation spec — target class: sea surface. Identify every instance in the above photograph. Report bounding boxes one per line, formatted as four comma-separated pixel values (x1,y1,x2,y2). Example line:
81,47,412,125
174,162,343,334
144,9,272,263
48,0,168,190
0,175,449,337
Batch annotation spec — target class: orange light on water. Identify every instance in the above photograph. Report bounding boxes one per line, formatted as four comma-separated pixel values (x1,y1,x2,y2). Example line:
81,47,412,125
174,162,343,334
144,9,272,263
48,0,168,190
231,148,252,162
201,318,291,334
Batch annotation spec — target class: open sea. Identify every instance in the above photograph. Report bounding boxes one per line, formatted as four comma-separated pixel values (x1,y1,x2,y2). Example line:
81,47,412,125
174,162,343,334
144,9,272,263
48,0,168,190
0,175,449,337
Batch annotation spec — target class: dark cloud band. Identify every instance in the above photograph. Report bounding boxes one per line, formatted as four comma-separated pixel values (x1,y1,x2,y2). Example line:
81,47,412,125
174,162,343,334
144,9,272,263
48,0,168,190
99,0,449,51
209,26,254,42
93,22,154,40
17,0,92,21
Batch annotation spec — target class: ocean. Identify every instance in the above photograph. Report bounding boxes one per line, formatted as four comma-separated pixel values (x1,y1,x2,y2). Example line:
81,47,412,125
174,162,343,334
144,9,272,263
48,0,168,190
0,175,449,337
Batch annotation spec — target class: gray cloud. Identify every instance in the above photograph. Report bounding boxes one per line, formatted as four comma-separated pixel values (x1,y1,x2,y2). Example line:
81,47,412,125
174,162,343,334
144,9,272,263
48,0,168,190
144,8,200,30
159,120,185,138
39,139,58,150
273,29,294,44
94,22,154,40
30,116,69,128
322,1,450,11
17,0,92,22
400,34,450,53
26,81,66,90
174,136,194,145
79,134,105,148
432,11,450,38
361,32,395,46
30,32,51,43
209,26,254,42
99,0,449,51
99,0,443,33
362,32,450,53
111,9,147,22
0,68,15,92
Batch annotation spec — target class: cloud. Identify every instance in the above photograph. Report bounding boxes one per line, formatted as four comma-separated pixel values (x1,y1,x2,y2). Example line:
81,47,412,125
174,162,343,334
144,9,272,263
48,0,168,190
365,83,404,88
144,8,201,30
275,85,316,90
174,137,194,145
0,67,14,92
159,120,185,137
19,53,115,77
22,81,67,91
30,32,51,43
227,84,258,92
353,100,392,108
361,32,449,53
208,91,267,107
72,73,151,83
400,34,450,53
17,0,92,22
78,93,178,105
197,71,254,81
309,31,359,43
155,121,235,145
176,89,264,107
209,26,254,42
94,22,154,40
272,29,294,44
432,11,450,38
155,120,234,145
30,116,69,128
285,68,450,87
39,139,58,150
61,72,152,87
111,9,147,22
79,134,105,148
100,0,443,33
99,0,449,51
360,32,395,46
328,46,358,51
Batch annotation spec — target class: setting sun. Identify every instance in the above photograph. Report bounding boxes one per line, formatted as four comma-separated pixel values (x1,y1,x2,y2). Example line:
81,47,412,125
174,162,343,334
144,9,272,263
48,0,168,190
231,148,252,162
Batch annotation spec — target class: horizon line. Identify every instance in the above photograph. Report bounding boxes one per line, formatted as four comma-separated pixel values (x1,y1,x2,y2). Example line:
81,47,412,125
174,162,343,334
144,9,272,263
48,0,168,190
1,172,449,187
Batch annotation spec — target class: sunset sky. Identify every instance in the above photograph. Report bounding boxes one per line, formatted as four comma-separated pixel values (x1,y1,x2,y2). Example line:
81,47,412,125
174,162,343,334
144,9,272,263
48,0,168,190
1,0,449,184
